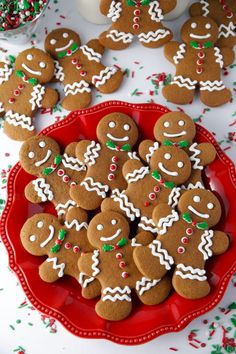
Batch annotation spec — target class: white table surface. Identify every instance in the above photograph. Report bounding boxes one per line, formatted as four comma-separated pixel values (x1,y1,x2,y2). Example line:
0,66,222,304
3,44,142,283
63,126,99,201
0,1,236,353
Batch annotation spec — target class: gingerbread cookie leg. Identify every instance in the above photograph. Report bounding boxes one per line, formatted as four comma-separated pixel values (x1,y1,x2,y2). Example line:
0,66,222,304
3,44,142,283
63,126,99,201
138,27,173,49
172,263,210,299
96,286,132,321
62,82,92,110
4,111,35,141
99,29,134,50
199,80,232,107
162,76,197,104
135,275,171,306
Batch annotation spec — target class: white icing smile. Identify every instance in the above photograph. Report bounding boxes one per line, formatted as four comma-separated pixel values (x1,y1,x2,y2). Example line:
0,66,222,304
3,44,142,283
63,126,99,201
158,162,178,176
188,205,209,219
40,225,55,248
163,131,186,138
22,63,42,76
190,33,211,39
100,228,121,241
55,39,74,52
107,133,129,142
35,149,52,167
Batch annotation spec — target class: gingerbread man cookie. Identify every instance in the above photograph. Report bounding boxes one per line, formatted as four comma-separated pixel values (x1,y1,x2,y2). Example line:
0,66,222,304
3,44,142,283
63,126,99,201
162,16,235,107
44,28,123,110
20,207,101,299
78,211,171,321
101,144,191,234
134,189,229,299
146,111,216,189
20,136,86,218
0,48,58,141
99,0,176,50
190,0,236,48
70,113,139,211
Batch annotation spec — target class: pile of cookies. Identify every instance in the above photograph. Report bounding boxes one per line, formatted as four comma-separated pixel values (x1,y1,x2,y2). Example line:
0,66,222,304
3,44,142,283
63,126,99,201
19,111,230,321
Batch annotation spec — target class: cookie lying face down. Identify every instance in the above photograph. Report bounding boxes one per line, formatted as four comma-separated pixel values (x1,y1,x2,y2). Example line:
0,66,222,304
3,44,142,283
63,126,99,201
133,189,229,299
0,48,58,141
78,211,171,321
70,112,139,211
20,207,101,299
44,28,123,111
190,0,236,48
143,111,216,190
101,142,192,235
99,0,177,50
19,136,86,219
162,16,235,107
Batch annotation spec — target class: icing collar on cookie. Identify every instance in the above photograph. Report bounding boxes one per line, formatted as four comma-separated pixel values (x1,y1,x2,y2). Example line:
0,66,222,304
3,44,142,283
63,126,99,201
102,237,127,252
182,212,209,230
106,140,131,152
152,170,175,189
57,43,80,59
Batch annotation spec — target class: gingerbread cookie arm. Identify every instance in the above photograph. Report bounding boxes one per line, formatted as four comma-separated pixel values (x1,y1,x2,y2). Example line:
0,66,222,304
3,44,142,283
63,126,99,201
193,143,216,167
220,47,235,67
41,88,59,109
189,2,204,17
134,231,154,246
86,39,105,57
211,231,229,255
64,206,88,225
138,140,159,163
75,140,94,163
158,0,177,14
122,159,146,180
54,60,65,82
99,0,113,15
164,41,182,64
78,252,99,278
39,259,65,282
24,179,53,204
152,204,175,226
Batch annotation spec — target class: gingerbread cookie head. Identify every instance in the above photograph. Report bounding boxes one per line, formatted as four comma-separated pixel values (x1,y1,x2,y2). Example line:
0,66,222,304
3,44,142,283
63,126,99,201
20,213,61,256
15,48,55,84
20,136,60,175
96,113,139,147
154,112,196,146
87,211,130,249
44,28,81,59
178,189,222,228
181,16,219,45
150,146,192,185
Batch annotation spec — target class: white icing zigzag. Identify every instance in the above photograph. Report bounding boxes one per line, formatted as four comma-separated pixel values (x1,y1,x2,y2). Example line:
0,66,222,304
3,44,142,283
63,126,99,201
106,30,133,43
200,0,210,16
78,272,95,288
181,181,204,190
219,22,236,39
176,263,207,281
173,44,186,64
131,238,142,247
54,60,65,81
138,216,158,234
214,47,224,68
168,187,181,208
149,240,174,270
62,154,86,172
32,178,54,202
0,59,13,84
111,188,140,221
5,110,34,131
80,45,102,63
0,102,4,113
81,177,109,198
46,257,65,277
55,200,77,216
157,210,179,235
125,166,149,184
171,76,197,90
29,84,45,111
102,286,131,302
84,141,101,166
146,142,159,163
136,277,160,296
64,81,91,96
107,1,122,22
148,1,164,22
138,29,170,43
200,80,225,92
128,151,140,160
189,143,203,170
91,250,100,277
198,230,213,260
64,220,88,231
92,67,117,88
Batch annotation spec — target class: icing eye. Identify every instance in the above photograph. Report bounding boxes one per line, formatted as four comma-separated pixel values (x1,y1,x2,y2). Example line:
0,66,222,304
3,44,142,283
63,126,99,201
164,121,170,128
50,38,56,45
177,161,184,168
39,61,46,68
178,120,185,127
164,153,171,160
28,151,35,159
37,221,44,228
27,54,33,61
39,141,46,148
29,235,36,242
97,224,104,231
108,121,116,128
123,124,130,131
191,22,197,29
111,219,117,225
207,203,214,210
205,23,211,29
63,32,69,38
193,196,201,203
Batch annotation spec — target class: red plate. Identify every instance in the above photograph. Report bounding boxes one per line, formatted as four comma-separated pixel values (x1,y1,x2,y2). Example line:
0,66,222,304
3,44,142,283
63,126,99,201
1,101,236,345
